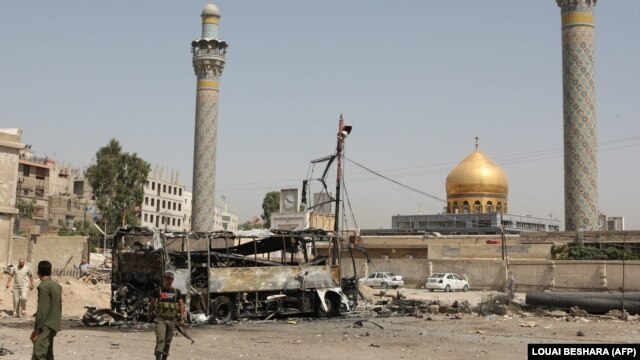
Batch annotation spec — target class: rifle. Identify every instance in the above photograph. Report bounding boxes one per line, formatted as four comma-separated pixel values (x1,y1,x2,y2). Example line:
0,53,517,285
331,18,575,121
175,324,195,344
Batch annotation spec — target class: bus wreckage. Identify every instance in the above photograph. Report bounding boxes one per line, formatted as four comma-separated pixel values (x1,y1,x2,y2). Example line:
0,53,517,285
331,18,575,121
100,226,350,325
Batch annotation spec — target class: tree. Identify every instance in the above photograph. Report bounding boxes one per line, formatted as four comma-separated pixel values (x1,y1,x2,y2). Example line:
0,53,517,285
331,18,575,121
85,139,150,234
17,199,36,218
261,191,280,229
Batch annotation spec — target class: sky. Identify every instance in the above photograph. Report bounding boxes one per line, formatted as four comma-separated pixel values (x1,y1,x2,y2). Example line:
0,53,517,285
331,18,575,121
1,1,639,230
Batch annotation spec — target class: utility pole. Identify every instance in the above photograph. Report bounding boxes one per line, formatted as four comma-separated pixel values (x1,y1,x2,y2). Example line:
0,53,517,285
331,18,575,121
333,115,352,266
500,211,506,261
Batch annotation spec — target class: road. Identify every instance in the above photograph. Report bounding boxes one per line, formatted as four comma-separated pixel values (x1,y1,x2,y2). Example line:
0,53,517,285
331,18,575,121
0,291,637,359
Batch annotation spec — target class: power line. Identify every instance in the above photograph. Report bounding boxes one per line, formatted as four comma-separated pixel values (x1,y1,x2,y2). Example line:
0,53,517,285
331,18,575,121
346,158,447,203
214,136,639,192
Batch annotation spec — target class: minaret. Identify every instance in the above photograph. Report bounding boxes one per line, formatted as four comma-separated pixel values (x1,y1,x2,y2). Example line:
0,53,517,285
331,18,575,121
556,0,598,231
191,2,228,231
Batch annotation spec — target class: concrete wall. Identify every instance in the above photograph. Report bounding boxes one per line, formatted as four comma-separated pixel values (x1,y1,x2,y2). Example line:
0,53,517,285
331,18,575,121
340,258,431,286
0,215,11,265
428,259,506,290
510,260,640,291
4,235,87,269
0,129,22,265
340,257,640,291
520,231,640,243
360,235,520,247
427,244,552,260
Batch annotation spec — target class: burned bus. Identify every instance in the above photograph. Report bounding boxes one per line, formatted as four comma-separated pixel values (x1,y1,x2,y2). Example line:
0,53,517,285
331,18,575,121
110,227,349,323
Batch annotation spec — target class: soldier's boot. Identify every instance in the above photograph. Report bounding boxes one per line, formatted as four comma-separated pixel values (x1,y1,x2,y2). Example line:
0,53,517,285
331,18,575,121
162,355,168,360
155,352,163,360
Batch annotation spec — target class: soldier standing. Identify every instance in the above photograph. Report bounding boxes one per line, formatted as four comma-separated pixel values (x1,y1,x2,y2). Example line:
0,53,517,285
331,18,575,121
5,258,34,317
31,260,62,360
147,270,185,360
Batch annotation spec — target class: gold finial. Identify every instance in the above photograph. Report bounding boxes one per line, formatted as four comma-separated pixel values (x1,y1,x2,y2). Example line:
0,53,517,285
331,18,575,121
475,136,479,150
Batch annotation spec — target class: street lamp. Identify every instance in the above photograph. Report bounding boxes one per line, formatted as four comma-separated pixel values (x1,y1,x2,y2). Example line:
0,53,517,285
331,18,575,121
333,115,352,265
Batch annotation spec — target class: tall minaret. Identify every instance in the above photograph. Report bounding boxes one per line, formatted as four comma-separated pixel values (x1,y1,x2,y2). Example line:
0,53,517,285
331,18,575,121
556,0,598,231
191,2,228,231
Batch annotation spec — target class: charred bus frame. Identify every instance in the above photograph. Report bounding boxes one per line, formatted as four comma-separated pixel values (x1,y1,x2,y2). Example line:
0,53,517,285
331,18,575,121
110,227,349,323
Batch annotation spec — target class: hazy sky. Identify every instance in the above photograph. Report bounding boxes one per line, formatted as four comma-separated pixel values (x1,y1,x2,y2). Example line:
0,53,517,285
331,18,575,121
2,1,638,230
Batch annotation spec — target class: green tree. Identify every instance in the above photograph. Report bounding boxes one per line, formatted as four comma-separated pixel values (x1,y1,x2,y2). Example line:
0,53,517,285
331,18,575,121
85,139,150,234
261,191,280,229
17,199,36,218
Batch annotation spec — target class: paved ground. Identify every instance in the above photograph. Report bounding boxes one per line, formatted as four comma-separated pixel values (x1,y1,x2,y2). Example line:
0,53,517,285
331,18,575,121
1,290,638,359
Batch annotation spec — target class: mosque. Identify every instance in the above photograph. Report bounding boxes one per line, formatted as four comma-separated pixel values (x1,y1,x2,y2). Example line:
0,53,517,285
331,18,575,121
390,144,561,235
187,1,599,234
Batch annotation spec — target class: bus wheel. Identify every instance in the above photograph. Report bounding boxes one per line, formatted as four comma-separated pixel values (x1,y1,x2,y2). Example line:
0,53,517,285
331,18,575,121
316,293,340,318
210,296,234,323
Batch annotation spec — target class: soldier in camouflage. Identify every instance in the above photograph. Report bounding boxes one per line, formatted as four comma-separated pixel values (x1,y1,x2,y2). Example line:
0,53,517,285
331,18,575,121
147,271,185,360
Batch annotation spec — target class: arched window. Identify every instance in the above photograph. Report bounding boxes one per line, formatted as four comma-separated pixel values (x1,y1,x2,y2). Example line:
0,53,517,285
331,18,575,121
486,201,493,213
462,201,470,214
447,202,452,214
496,202,502,213
453,202,459,214
474,201,482,213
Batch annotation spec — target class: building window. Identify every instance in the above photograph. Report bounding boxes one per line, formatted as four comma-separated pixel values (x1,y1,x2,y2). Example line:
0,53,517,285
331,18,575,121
144,197,149,205
163,185,166,193
151,182,155,190
35,167,46,180
179,188,182,196
474,201,482,213
144,213,148,222
172,218,176,226
150,214,154,222
178,204,181,212
162,200,166,209
173,202,176,210
486,201,493,213
151,198,155,207
23,165,31,177
177,219,181,227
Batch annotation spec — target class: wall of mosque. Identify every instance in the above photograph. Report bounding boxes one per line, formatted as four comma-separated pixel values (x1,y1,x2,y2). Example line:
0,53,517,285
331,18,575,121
447,196,508,214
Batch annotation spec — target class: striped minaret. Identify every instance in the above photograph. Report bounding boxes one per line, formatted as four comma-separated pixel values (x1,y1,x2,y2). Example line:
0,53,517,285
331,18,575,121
557,0,599,231
191,2,228,231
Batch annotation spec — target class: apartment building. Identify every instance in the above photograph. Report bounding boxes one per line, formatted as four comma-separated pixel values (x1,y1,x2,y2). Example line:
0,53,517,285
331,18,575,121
140,169,186,231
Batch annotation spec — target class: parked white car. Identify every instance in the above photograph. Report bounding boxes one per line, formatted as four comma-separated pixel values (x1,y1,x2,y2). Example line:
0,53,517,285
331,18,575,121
359,272,405,289
425,273,469,292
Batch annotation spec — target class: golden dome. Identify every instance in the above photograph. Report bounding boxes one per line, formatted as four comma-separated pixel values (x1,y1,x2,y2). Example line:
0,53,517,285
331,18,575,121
445,150,509,196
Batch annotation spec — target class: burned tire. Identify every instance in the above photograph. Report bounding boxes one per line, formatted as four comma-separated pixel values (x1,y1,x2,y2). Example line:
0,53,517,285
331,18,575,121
210,296,234,323
316,293,340,318
463,285,469,292
444,285,451,292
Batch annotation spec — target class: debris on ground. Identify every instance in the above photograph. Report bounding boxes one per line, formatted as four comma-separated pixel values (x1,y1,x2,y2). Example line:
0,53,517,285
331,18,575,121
0,345,14,356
